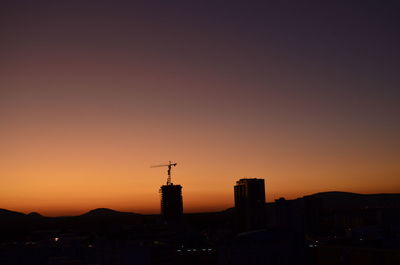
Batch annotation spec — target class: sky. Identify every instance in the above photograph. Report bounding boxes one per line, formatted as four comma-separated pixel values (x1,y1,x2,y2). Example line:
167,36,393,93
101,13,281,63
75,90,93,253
1,1,399,216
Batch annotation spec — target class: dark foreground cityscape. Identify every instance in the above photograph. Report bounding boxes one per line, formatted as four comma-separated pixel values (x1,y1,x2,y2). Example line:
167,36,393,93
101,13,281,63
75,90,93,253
1,176,399,265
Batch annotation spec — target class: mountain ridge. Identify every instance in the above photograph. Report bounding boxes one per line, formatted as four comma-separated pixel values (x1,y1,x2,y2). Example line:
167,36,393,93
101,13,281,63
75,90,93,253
1,191,399,218
80,208,140,217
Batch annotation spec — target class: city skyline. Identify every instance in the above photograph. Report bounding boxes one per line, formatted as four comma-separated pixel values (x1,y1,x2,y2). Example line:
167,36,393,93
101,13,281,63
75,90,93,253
1,1,400,216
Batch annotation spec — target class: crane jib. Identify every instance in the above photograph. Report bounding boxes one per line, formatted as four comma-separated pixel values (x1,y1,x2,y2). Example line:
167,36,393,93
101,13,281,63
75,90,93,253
150,161,178,185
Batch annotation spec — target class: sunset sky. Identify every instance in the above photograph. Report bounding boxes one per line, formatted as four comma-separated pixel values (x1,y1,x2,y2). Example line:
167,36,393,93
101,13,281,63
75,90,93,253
1,1,399,216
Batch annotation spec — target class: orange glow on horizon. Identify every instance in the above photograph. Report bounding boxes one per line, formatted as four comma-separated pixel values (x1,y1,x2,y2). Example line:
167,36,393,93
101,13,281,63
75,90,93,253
1,107,399,216
1,106,400,217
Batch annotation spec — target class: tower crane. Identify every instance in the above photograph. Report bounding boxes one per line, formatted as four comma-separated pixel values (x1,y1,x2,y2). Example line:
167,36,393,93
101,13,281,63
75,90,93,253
151,161,177,185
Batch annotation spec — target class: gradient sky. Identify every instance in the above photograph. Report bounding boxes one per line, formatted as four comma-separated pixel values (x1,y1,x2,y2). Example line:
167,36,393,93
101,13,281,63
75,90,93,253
1,1,399,216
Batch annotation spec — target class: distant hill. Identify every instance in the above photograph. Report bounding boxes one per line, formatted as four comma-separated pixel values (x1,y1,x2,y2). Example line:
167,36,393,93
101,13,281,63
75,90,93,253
80,208,140,217
0,207,144,241
305,191,400,199
303,191,400,212
27,212,43,218
306,191,360,198
0,208,26,219
0,208,141,220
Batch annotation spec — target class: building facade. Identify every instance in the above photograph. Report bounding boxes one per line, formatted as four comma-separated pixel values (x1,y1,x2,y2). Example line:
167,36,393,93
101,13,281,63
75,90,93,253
160,184,183,225
234,178,266,232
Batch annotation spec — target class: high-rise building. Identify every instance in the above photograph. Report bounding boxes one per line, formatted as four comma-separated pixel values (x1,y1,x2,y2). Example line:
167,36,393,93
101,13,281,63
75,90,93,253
160,184,183,225
234,178,266,232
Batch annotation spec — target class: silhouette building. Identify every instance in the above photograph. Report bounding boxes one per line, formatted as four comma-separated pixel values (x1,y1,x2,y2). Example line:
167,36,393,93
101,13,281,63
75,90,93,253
234,178,266,232
160,184,183,225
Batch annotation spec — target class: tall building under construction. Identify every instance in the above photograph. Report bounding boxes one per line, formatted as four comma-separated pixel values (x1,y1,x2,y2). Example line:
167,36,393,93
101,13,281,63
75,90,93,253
234,178,266,232
160,184,183,224
151,161,183,224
